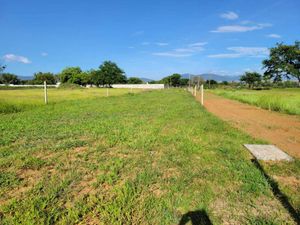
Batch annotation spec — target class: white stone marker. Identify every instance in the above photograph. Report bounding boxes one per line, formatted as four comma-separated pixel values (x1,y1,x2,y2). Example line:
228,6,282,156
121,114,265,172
244,144,293,161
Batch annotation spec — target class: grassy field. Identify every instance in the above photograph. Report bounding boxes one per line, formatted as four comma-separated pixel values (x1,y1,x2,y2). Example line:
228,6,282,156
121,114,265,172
1,89,299,224
0,88,142,114
209,88,300,116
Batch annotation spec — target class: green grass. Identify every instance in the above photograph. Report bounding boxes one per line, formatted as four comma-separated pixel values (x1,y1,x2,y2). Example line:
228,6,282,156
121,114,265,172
0,89,298,224
210,88,300,115
0,88,142,114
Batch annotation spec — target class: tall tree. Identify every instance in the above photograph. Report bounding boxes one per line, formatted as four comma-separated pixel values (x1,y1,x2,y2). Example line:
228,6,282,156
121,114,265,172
59,67,82,83
91,69,105,86
162,73,181,87
33,72,56,84
99,61,127,87
240,72,261,88
179,78,189,86
263,41,300,84
0,73,20,85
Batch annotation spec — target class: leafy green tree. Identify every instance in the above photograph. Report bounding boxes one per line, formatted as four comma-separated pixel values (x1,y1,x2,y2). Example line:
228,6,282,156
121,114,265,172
99,61,127,87
128,77,143,84
179,78,189,86
162,73,181,87
81,71,93,86
263,41,300,84
205,80,218,89
0,73,20,85
206,80,218,85
240,72,262,88
221,81,229,85
91,69,105,86
33,72,56,84
59,67,82,83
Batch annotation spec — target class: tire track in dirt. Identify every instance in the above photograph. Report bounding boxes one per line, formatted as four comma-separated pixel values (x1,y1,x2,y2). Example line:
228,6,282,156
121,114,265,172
198,92,300,158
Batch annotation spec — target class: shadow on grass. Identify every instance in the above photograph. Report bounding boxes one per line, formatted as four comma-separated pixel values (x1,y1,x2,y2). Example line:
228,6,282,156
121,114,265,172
251,159,300,224
178,210,213,225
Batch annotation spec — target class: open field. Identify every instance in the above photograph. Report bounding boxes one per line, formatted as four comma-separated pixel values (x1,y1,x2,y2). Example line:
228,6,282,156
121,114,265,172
0,89,298,224
209,88,300,116
0,88,142,114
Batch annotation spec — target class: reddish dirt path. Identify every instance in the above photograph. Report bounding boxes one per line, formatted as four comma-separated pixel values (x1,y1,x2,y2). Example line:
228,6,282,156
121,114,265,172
198,93,300,158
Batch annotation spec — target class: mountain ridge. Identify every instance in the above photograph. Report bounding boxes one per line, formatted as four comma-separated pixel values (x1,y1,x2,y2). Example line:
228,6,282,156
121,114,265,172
181,73,240,82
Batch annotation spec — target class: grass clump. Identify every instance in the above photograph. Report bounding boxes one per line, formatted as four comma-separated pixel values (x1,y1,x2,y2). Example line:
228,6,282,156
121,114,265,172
58,83,82,89
0,172,20,188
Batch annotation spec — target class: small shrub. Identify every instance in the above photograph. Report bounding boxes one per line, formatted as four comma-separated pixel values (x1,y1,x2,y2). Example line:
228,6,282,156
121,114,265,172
58,83,82,89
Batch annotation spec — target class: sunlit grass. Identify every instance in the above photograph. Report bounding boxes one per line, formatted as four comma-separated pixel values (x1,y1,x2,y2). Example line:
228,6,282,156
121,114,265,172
0,89,295,224
210,88,300,115
0,88,142,113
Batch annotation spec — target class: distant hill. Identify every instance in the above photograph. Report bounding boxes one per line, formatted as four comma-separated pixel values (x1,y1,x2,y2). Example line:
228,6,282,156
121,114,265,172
181,73,240,82
18,76,33,80
140,77,153,83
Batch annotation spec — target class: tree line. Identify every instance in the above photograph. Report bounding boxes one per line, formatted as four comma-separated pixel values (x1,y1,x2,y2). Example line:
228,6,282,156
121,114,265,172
0,61,144,86
240,41,300,88
1,41,299,88
151,41,300,89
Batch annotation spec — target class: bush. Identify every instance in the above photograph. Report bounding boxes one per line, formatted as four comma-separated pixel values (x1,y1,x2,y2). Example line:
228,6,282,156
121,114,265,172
58,83,82,89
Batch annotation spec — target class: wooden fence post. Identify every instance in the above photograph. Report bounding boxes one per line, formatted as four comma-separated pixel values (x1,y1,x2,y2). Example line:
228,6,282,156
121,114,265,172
44,81,48,104
201,84,204,105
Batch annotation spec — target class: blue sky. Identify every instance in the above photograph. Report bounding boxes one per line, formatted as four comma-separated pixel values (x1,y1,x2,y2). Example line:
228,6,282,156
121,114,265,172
1,0,299,79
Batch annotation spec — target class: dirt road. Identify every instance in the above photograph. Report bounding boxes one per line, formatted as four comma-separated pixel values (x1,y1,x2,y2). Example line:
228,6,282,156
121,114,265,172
198,93,300,158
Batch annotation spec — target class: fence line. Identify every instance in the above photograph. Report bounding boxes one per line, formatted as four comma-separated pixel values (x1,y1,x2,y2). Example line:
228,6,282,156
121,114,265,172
0,84,59,88
188,85,204,106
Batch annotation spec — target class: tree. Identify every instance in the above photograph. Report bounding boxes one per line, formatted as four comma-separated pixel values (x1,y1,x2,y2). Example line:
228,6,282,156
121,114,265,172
0,73,20,85
205,79,218,88
161,73,181,87
33,72,56,84
240,72,261,88
99,61,127,87
81,71,93,86
263,41,300,84
179,78,189,86
90,69,105,86
221,81,229,85
128,77,143,84
59,67,82,83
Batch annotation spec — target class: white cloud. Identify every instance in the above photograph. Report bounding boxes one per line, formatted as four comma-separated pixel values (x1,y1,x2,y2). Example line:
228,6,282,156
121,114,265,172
156,42,169,46
211,23,271,33
188,42,207,47
267,33,281,38
153,42,207,57
41,52,48,56
220,11,239,20
208,47,269,58
208,53,241,58
3,54,31,64
132,30,144,36
152,52,193,57
141,42,150,45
